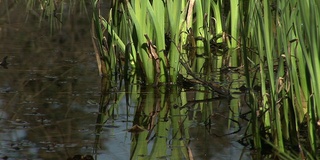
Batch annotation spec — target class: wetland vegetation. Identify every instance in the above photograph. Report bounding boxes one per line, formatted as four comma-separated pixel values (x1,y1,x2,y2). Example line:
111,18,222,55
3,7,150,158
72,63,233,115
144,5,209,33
1,0,320,159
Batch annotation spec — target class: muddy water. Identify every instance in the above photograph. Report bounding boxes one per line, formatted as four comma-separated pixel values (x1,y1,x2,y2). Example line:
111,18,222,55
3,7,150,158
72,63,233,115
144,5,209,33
0,3,100,159
0,2,251,160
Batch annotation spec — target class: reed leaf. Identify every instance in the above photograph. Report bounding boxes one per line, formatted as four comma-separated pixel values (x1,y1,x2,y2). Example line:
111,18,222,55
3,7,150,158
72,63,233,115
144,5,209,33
166,0,187,82
296,0,320,155
126,0,156,84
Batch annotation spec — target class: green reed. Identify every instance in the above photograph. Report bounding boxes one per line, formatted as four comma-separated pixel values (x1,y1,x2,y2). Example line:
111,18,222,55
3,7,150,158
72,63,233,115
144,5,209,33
17,0,320,158
296,0,320,156
240,0,319,158
95,0,224,85
94,0,317,158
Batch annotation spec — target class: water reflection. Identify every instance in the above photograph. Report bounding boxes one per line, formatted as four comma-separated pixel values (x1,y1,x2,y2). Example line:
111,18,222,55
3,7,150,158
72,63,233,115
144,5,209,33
0,2,99,159
93,76,252,160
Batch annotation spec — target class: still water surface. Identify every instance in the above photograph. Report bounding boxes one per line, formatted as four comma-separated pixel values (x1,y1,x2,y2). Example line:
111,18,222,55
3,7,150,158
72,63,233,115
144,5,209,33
0,3,251,160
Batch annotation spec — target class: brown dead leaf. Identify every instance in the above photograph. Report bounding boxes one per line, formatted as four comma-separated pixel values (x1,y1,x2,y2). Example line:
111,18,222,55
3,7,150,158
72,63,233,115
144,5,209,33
127,124,146,133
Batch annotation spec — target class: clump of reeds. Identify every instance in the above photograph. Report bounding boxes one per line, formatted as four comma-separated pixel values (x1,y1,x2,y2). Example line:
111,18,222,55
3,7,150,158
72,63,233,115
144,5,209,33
94,0,319,158
92,0,233,85
18,0,320,158
240,0,320,159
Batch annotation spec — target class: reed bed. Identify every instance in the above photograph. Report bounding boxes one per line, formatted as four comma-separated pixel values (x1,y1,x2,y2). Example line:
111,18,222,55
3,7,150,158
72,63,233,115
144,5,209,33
85,0,320,158
92,0,232,85
241,0,320,158
15,0,320,158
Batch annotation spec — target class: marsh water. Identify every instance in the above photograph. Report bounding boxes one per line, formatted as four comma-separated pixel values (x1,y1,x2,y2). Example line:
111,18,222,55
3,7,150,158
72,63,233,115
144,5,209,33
0,2,252,160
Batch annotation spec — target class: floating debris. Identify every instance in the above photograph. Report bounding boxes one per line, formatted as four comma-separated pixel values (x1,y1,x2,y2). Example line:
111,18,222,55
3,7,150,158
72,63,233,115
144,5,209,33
67,155,94,160
0,56,8,69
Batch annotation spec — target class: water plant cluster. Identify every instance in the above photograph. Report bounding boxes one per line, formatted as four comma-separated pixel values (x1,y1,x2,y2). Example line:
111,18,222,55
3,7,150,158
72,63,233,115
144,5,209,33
240,1,320,159
92,0,320,159
18,0,320,159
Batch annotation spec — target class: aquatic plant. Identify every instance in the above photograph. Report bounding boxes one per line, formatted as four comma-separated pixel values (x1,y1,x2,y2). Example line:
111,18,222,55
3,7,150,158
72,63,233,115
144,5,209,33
93,0,320,158
240,0,320,158
13,0,320,158
92,0,230,85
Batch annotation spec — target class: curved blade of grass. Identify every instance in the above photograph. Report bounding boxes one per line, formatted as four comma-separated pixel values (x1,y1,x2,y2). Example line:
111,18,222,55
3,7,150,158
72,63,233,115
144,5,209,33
146,1,167,83
126,0,155,84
